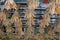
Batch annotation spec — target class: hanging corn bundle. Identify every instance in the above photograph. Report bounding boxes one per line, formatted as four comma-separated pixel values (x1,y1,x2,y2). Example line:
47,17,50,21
4,0,22,38
25,0,40,28
24,0,40,40
4,0,17,10
10,11,22,38
24,10,34,40
0,11,14,38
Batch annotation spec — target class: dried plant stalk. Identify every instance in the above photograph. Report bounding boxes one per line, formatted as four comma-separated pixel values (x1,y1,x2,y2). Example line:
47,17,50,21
0,11,14,38
24,10,34,40
11,11,22,38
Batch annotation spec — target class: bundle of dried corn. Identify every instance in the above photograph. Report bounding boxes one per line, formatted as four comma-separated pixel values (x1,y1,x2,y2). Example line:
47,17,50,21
25,0,40,26
24,10,33,40
0,11,14,38
24,0,40,39
10,11,22,39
